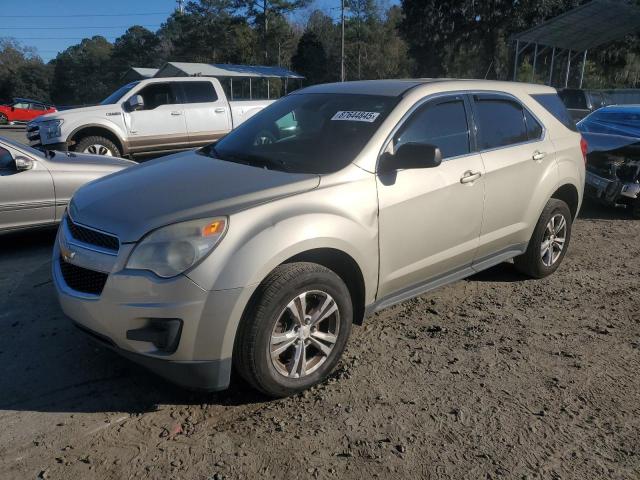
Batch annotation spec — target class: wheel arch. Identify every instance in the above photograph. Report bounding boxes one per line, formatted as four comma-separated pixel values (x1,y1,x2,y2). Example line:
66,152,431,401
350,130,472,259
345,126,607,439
550,183,580,219
68,124,127,155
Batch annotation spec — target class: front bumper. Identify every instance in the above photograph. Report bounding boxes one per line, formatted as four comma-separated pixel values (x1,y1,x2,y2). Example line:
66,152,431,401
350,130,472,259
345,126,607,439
52,219,247,391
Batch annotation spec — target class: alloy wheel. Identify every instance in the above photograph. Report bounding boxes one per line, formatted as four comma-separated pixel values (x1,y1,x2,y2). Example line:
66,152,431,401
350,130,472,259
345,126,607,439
83,144,113,156
269,290,340,379
541,213,567,267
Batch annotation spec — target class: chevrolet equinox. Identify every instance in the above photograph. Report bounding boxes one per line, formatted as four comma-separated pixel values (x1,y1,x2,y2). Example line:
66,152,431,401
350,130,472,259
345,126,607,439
53,80,585,397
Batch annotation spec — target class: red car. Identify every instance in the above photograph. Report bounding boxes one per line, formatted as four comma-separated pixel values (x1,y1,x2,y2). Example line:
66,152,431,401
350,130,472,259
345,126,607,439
0,98,56,124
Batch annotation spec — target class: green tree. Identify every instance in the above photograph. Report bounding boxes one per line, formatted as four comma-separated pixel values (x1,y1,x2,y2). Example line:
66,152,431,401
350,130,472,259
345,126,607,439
292,31,328,84
110,26,164,79
0,39,52,102
50,36,113,105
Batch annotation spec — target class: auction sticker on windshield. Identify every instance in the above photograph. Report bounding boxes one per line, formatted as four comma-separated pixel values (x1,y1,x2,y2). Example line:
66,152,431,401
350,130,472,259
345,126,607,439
331,111,380,122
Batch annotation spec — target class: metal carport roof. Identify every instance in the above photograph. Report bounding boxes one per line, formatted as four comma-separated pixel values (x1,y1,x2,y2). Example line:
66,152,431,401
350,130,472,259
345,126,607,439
155,62,303,79
512,0,640,51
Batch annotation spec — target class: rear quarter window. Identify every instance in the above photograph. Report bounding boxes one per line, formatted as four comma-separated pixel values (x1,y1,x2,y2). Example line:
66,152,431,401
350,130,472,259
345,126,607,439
531,93,577,132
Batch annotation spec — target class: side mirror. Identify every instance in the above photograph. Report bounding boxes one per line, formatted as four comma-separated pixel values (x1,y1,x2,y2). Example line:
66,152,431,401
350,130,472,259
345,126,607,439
127,95,144,111
379,142,442,172
15,156,34,171
10,106,15,111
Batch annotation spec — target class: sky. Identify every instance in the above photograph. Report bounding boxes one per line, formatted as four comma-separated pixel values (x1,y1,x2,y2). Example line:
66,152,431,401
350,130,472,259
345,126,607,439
0,0,351,63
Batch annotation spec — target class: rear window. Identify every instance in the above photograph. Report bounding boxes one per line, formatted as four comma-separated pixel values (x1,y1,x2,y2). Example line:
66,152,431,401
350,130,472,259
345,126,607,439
181,81,218,103
532,93,577,132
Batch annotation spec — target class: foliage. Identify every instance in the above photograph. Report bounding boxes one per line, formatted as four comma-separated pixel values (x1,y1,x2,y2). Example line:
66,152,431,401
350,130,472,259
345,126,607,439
2,0,640,105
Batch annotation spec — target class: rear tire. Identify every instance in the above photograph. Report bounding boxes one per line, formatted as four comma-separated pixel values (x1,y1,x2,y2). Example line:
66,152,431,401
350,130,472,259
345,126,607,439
234,262,353,397
74,135,120,157
514,199,572,279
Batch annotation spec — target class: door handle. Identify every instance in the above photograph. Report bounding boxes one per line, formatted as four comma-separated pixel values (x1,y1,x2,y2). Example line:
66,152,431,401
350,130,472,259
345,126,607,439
460,170,482,184
171,111,182,116
532,150,546,161
214,107,226,113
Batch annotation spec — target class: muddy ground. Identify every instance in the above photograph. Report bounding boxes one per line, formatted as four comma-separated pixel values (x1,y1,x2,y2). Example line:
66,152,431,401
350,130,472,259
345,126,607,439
1,201,639,480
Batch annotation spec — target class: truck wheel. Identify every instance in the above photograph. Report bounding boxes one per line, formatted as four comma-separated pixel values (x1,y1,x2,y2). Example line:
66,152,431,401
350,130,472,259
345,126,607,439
514,198,572,279
74,136,120,157
0,113,7,125
234,262,353,397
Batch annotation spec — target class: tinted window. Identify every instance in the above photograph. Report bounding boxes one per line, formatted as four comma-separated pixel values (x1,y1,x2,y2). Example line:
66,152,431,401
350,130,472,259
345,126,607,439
181,82,218,103
475,98,528,150
558,90,587,109
394,98,470,159
31,103,46,111
138,83,178,109
207,93,398,174
0,146,13,169
532,93,578,132
525,110,543,140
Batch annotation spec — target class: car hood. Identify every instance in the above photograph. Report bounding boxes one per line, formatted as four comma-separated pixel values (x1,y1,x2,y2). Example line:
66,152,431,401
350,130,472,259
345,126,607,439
46,150,135,171
30,104,115,124
70,150,320,242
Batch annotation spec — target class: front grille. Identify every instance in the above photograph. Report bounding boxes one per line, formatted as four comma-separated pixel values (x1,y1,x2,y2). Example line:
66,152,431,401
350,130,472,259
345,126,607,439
67,219,119,252
26,125,41,145
59,257,108,295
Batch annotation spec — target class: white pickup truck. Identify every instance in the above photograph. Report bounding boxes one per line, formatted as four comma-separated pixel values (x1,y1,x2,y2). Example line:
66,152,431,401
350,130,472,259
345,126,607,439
27,77,273,157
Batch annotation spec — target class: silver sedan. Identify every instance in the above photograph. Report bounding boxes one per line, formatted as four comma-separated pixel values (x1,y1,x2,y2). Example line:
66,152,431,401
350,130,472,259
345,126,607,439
0,136,134,233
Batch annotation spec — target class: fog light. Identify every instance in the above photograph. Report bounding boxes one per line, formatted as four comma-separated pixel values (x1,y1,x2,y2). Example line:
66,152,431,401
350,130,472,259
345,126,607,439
126,319,183,353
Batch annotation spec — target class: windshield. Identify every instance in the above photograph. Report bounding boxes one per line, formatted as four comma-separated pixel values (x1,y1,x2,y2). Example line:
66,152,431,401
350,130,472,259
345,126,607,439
100,81,139,105
204,93,399,174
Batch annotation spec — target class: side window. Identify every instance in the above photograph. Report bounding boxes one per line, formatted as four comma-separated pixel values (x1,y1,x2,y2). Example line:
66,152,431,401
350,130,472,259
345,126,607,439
0,146,14,170
137,83,178,110
13,102,29,109
394,98,470,159
32,103,46,111
181,82,218,103
474,97,528,150
524,110,543,140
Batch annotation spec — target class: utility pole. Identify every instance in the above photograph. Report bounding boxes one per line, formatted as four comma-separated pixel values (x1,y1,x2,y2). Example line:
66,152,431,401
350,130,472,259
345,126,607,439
341,0,345,82
176,0,184,14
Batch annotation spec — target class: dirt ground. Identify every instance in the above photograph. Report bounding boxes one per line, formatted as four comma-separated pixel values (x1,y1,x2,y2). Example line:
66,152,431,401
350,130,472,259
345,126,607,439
1,200,639,480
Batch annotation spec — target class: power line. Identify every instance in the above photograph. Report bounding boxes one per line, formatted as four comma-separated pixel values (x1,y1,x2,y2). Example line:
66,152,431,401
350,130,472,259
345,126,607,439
0,25,162,30
2,12,171,18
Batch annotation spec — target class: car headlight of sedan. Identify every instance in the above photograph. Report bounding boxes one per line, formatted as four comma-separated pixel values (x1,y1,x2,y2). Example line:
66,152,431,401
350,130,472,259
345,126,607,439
42,119,63,138
126,217,228,278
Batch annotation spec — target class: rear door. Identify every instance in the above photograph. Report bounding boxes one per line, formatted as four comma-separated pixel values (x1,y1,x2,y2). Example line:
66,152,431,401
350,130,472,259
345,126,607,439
470,93,555,264
0,145,55,231
125,82,189,153
377,94,486,298
179,81,232,147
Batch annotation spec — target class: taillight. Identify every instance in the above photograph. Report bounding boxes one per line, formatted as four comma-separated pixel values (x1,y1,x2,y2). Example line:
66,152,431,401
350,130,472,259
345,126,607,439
580,136,588,165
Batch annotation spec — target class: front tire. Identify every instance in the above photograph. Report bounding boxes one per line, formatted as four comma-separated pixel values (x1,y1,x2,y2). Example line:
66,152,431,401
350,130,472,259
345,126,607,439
74,135,121,157
234,262,353,397
514,198,572,278
0,113,8,125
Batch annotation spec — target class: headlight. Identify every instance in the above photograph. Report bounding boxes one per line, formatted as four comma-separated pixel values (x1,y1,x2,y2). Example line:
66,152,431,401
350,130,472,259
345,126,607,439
42,119,63,138
126,217,228,278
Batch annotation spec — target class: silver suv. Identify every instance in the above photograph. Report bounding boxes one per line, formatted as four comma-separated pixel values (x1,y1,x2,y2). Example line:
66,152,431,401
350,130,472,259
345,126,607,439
53,80,585,397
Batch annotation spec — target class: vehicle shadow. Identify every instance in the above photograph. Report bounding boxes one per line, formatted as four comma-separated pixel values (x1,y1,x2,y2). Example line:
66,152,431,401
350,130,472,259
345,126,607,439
578,198,634,220
0,231,267,415
466,262,526,283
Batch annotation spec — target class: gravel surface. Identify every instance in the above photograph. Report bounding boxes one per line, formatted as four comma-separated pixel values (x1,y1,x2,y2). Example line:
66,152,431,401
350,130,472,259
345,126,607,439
1,201,639,480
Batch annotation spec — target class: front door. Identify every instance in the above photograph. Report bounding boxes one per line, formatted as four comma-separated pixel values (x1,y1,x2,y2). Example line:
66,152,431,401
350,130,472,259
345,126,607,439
124,82,189,153
377,94,485,298
0,145,54,231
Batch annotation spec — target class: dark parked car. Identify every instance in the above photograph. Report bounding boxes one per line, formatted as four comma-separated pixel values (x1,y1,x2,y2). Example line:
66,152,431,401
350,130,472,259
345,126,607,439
580,131,640,218
578,105,640,138
558,89,612,121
